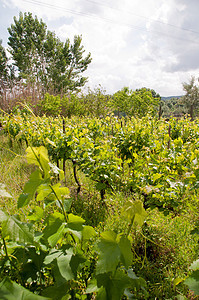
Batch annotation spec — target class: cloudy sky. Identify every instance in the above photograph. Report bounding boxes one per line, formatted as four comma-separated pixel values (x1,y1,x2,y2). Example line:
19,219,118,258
1,0,199,96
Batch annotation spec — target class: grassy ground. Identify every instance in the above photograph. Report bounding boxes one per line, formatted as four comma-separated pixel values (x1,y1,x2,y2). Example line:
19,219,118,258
0,133,33,214
1,132,199,299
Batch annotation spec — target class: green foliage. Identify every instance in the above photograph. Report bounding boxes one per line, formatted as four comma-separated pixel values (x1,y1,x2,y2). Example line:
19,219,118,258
7,12,92,92
80,86,110,118
0,277,49,300
131,88,160,117
180,229,199,296
160,97,185,117
1,111,199,298
2,112,199,214
111,87,160,117
182,76,199,119
38,86,110,118
0,146,147,299
38,93,62,116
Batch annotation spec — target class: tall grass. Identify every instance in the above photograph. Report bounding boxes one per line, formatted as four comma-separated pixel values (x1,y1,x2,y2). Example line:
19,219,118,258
0,133,32,213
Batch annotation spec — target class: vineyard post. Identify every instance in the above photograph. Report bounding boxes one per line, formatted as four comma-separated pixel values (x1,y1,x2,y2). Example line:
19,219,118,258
158,103,162,120
62,117,66,180
168,124,171,149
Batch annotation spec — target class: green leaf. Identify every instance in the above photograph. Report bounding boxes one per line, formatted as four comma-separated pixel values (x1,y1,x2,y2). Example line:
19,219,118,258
66,213,85,240
0,209,8,222
62,198,72,212
86,278,100,293
42,282,70,300
44,248,74,286
36,184,52,202
184,270,199,295
127,269,147,290
53,249,74,285
0,183,12,198
173,277,184,290
51,183,70,200
0,277,50,299
1,216,34,244
175,296,186,300
70,252,86,278
122,200,147,227
26,146,50,178
96,269,131,300
96,287,107,300
44,249,64,265
119,235,133,268
96,231,120,274
82,225,96,242
42,214,65,247
28,206,44,222
67,214,85,225
108,269,131,300
26,247,47,272
18,169,44,208
48,224,66,248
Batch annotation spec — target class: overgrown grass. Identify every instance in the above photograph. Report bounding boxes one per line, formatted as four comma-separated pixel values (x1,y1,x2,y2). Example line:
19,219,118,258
133,209,199,299
0,133,33,214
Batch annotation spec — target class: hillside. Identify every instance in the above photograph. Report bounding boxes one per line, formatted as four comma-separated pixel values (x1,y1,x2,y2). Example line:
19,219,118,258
161,95,183,101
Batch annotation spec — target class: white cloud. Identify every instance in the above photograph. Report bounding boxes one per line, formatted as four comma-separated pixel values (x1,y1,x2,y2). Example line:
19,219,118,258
1,0,199,96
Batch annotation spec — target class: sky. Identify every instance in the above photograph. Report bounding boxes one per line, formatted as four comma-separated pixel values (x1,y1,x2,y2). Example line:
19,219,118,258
1,0,199,97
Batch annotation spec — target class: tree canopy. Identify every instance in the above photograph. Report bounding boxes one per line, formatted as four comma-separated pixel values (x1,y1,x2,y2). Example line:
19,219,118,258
7,12,92,93
111,87,160,118
182,76,199,120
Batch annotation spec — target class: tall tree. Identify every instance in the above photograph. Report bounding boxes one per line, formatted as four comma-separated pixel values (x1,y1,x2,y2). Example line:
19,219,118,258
182,76,199,120
7,12,92,92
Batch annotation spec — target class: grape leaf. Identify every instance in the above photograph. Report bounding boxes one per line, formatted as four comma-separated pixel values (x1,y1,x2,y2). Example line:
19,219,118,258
18,169,44,208
26,146,50,178
96,231,120,274
184,270,199,295
119,235,133,268
190,259,199,271
122,200,147,227
0,277,50,299
96,269,131,300
1,216,34,244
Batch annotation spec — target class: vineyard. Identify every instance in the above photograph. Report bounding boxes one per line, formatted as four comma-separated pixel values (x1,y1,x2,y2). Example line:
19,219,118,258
0,109,199,299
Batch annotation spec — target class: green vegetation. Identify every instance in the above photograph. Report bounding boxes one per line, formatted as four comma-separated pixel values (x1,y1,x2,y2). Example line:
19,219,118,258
1,10,199,300
0,111,199,299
